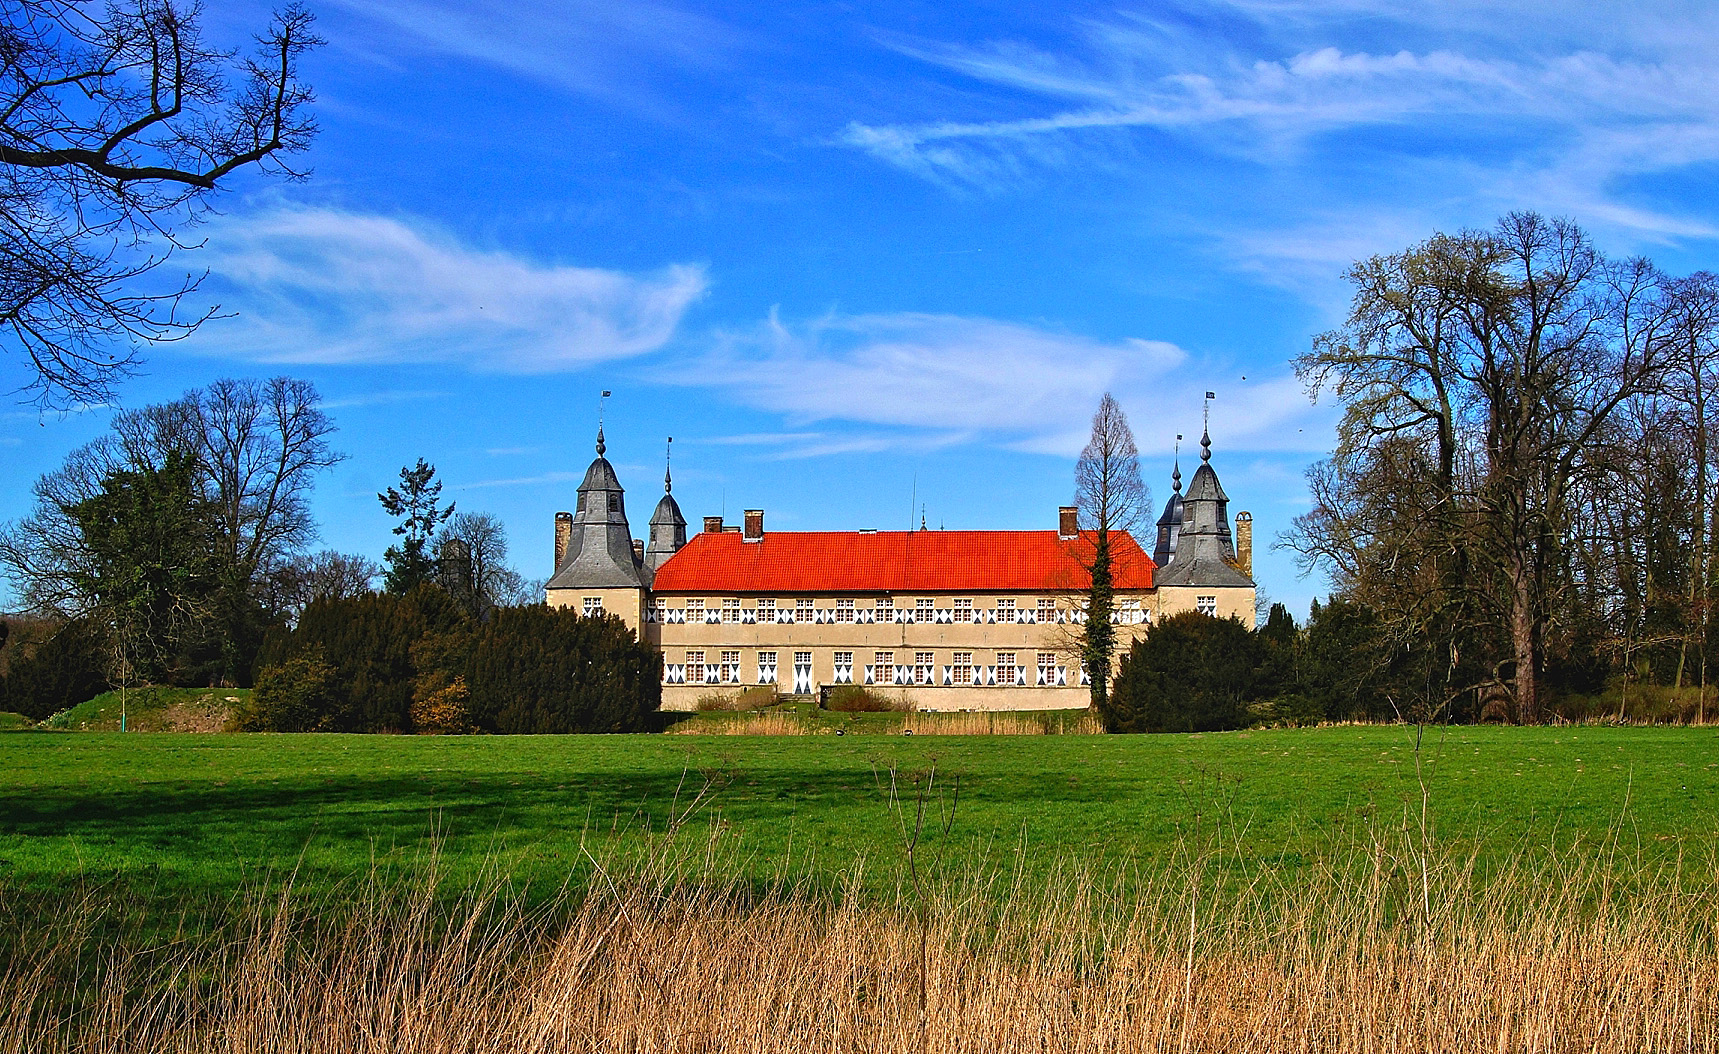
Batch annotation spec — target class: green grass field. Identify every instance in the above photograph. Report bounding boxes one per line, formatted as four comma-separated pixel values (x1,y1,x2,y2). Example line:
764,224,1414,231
2,725,1716,909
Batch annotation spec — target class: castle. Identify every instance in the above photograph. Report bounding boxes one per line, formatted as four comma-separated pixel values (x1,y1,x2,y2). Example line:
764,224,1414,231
546,428,1255,711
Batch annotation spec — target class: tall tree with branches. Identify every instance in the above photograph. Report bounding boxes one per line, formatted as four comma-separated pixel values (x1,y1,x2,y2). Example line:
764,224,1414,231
1291,213,1677,722
1074,393,1146,715
0,0,320,407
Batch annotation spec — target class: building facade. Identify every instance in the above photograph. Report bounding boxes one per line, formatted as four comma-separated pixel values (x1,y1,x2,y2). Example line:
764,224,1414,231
546,426,1255,711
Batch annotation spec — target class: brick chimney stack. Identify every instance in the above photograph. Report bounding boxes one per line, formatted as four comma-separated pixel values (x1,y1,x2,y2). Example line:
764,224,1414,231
703,515,723,534
554,511,572,570
743,509,764,543
1058,505,1079,540
1235,511,1253,576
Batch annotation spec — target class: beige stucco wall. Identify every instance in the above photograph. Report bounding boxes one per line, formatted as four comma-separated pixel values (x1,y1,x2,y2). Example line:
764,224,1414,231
545,586,646,637
1154,585,1255,624
650,591,1153,712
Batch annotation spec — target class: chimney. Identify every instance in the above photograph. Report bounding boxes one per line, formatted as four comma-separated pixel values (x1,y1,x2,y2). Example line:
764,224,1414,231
743,508,764,543
1235,511,1253,576
1058,506,1079,540
632,539,645,565
703,515,724,534
554,511,572,569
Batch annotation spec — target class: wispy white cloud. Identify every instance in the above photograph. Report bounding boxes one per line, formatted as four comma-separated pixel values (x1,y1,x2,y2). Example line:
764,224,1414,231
192,208,707,373
455,470,584,490
675,309,1331,457
320,388,450,410
328,0,743,102
841,6,1719,241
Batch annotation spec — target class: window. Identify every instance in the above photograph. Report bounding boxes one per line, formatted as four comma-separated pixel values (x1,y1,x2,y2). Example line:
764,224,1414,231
757,651,777,684
877,597,894,622
915,652,935,685
757,597,776,623
795,651,812,666
951,652,973,685
582,596,603,617
720,651,740,683
1197,595,1217,617
685,651,705,685
1038,597,1056,623
608,493,619,512
833,651,853,684
916,598,935,624
686,598,705,622
835,598,855,623
953,598,973,623
1037,652,1056,687
797,598,815,622
874,651,894,685
722,598,741,623
653,598,666,623
997,598,1016,623
996,651,1017,686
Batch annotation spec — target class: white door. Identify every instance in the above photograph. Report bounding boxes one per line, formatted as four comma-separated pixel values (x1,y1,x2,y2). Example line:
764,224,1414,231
793,651,813,694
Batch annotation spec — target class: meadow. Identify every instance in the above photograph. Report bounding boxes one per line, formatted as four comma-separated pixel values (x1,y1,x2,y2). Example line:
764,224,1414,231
5,724,1719,1052
2,724,1715,905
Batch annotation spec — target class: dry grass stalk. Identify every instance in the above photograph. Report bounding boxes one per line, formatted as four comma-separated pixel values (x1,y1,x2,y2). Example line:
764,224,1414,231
4,839,1715,1054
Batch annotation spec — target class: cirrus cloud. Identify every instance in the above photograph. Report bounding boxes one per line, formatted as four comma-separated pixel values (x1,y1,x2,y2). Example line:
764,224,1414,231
190,207,708,373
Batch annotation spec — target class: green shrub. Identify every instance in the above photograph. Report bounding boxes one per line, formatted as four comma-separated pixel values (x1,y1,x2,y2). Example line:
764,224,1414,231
823,685,900,713
465,605,660,734
1252,693,1325,728
697,685,779,712
255,586,468,732
0,617,110,721
1106,611,1257,733
240,652,340,732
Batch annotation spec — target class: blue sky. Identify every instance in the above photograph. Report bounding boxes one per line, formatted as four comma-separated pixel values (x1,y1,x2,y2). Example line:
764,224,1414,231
4,0,1718,617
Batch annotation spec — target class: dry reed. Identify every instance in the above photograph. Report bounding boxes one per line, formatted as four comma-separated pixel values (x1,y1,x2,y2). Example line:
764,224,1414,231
4,831,1715,1053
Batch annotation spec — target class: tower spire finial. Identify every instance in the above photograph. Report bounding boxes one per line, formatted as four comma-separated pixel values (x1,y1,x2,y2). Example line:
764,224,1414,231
1201,391,1214,463
1173,434,1183,493
664,436,673,493
596,390,611,456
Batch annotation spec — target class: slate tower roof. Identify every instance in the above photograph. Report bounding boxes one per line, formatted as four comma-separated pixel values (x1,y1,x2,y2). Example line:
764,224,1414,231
644,445,687,582
1153,454,1185,569
546,427,647,589
1155,428,1254,589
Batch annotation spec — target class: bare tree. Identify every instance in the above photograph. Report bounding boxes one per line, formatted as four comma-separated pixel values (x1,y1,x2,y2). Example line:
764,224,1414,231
0,0,321,407
1290,213,1677,722
435,511,524,618
1074,393,1146,715
266,548,378,623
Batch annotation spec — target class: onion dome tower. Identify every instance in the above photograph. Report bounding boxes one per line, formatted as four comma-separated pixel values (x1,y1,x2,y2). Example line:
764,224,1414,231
546,426,646,591
644,438,686,582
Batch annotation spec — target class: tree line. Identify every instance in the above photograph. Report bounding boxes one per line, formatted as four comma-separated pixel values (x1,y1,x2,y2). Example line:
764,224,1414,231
1287,212,1719,723
0,376,658,731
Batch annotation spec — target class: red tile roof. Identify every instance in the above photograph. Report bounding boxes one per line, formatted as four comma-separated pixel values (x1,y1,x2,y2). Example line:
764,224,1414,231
650,530,1155,593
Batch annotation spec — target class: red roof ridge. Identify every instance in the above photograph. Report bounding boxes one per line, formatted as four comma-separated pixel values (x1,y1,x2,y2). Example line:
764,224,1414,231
650,526,1155,594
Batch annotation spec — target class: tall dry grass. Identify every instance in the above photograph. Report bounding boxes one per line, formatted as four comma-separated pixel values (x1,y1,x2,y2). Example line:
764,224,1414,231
4,832,1716,1053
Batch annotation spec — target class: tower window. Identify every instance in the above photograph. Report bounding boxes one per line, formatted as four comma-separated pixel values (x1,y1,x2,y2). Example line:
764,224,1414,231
608,494,619,512
1197,595,1217,616
583,597,603,617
